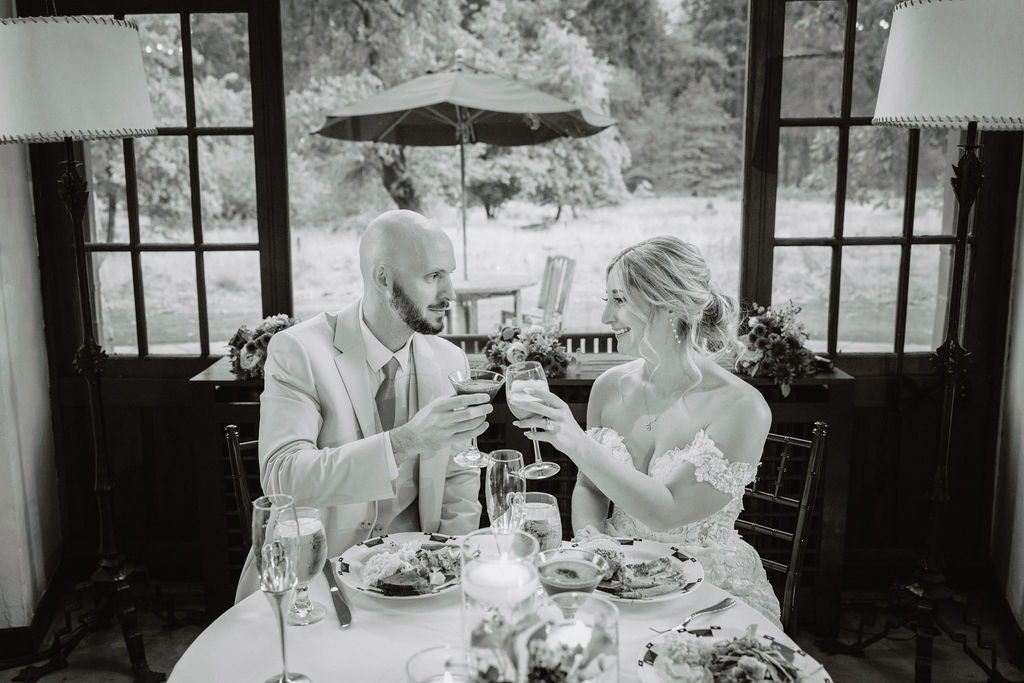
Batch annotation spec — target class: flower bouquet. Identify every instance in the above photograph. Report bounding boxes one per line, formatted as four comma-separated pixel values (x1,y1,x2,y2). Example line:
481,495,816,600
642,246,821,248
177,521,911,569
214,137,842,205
227,313,297,380
736,302,816,397
482,319,572,379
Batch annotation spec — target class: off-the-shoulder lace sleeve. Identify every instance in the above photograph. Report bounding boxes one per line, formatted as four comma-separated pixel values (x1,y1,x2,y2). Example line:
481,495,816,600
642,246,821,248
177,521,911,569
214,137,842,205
653,429,757,497
586,427,632,466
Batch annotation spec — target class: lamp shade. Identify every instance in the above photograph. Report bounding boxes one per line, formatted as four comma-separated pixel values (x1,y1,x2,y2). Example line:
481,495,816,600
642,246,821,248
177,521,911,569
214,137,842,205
873,0,1024,130
0,16,157,144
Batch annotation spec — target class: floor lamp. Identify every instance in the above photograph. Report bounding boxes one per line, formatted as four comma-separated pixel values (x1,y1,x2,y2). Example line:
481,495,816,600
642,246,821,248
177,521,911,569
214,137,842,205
0,16,165,683
838,2,1024,682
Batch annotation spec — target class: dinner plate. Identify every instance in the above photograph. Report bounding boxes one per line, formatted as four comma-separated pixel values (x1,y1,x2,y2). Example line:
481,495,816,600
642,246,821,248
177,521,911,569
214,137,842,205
636,625,831,683
573,537,704,603
335,531,462,600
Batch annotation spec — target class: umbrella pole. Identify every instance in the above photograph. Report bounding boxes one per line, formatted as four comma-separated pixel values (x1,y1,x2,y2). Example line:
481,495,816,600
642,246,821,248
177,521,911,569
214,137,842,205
460,139,468,280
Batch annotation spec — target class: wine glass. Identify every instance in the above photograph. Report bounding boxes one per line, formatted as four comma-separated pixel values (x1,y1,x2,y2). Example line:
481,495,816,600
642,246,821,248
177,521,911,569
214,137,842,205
506,360,561,480
252,494,312,683
520,491,562,552
485,449,526,548
279,507,328,626
448,368,505,467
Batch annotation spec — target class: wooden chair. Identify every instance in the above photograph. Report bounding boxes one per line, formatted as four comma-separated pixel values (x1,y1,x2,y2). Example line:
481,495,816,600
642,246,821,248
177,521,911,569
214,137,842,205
224,424,259,548
736,420,828,633
504,254,576,325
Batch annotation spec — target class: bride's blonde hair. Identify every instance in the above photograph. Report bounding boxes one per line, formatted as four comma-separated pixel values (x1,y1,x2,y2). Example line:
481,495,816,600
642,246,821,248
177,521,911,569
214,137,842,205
607,236,743,388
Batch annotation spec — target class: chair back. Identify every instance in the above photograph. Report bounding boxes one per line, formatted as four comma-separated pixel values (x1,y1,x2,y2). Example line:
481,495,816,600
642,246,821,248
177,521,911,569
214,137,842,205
735,420,828,632
224,424,259,548
536,255,576,322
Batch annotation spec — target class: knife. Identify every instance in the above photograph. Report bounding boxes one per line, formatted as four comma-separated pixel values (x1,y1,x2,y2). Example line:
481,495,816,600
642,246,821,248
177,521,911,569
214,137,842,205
323,562,352,628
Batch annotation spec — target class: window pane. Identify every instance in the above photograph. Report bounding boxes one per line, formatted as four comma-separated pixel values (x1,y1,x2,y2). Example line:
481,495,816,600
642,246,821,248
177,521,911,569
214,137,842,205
914,128,958,236
206,251,262,351
86,139,129,244
92,252,137,355
771,246,830,350
777,127,838,238
906,244,952,352
851,0,895,116
844,125,906,237
141,253,199,354
199,136,257,242
191,14,253,127
131,14,186,127
837,245,900,352
135,135,193,244
781,1,846,118
292,229,363,323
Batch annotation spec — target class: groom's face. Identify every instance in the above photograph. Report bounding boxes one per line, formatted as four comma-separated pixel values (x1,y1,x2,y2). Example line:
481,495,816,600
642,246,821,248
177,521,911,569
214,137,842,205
389,231,455,335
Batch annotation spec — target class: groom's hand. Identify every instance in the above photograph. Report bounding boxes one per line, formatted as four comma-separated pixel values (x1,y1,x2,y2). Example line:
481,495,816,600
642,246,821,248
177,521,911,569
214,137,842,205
390,393,492,463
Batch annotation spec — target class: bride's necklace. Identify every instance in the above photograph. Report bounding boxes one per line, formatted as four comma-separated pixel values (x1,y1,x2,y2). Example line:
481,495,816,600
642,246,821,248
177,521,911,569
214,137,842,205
641,384,658,432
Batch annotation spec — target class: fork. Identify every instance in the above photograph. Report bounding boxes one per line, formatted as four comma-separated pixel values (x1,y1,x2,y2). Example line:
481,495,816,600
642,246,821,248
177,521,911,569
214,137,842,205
648,597,736,634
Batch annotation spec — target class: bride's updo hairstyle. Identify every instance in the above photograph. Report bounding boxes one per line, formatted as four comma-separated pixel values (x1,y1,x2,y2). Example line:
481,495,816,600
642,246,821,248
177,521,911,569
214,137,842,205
607,236,744,385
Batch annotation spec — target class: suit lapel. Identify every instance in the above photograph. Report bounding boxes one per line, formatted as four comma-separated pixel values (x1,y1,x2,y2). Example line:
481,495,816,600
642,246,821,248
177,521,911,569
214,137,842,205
333,302,376,438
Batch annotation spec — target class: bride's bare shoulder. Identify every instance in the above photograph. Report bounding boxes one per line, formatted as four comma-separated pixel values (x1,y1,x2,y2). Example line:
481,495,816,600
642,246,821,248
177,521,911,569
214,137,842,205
705,366,771,425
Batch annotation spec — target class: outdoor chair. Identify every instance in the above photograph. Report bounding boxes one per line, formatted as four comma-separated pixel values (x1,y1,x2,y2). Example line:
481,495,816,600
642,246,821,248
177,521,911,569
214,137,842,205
224,424,259,548
504,254,576,326
736,420,828,633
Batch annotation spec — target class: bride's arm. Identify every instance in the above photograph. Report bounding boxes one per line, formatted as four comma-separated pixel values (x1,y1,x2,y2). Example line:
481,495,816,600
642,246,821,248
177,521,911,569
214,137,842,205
571,381,614,536
523,386,771,531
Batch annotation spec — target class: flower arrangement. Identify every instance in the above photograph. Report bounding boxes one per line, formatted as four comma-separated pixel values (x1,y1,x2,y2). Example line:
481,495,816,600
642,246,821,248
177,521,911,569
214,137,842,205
482,320,572,378
736,301,816,396
227,313,297,380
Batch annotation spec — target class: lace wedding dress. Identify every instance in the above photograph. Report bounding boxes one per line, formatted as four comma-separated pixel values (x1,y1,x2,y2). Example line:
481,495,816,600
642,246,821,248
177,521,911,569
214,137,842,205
588,426,782,627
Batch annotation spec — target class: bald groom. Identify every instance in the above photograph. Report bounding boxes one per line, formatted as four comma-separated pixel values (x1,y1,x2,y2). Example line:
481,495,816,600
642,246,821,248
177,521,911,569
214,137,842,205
235,210,490,601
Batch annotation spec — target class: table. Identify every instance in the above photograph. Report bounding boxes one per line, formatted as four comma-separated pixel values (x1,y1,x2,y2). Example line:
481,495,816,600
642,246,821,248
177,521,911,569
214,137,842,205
449,274,536,333
169,568,822,682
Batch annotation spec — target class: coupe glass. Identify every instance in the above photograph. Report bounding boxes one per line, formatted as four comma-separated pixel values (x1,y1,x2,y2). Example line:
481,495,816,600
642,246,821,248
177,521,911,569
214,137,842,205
252,494,312,683
506,360,561,479
485,449,526,543
535,548,610,596
278,507,328,626
448,368,505,468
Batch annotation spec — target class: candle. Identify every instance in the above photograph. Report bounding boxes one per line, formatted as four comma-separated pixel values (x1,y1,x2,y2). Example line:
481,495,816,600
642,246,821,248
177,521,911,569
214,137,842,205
462,558,538,603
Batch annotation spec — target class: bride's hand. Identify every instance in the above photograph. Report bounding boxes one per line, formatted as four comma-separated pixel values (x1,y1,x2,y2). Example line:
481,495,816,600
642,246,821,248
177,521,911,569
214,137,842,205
512,387,587,455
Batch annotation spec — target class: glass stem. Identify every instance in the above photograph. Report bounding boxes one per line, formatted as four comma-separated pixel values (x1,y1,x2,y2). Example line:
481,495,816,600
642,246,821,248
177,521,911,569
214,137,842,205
292,584,310,614
530,427,543,463
267,590,290,683
470,435,479,452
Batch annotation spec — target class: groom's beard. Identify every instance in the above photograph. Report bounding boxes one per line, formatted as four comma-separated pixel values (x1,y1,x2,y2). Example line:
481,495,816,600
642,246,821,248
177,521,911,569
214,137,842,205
391,280,444,335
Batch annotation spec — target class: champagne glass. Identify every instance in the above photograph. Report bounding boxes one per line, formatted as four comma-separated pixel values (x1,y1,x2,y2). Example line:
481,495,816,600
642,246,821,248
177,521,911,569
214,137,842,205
485,449,526,553
279,507,328,626
253,494,312,683
506,360,561,480
448,368,505,468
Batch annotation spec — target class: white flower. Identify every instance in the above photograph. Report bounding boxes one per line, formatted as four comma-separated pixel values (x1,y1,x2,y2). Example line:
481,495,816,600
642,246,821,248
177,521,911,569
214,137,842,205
505,342,528,364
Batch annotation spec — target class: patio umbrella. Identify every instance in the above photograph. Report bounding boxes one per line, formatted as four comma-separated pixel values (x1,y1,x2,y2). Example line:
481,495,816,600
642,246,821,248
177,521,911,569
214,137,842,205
314,64,616,278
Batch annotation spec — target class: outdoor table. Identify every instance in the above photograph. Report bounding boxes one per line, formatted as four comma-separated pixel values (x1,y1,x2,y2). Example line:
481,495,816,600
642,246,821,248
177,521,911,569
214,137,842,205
169,564,822,682
449,274,536,333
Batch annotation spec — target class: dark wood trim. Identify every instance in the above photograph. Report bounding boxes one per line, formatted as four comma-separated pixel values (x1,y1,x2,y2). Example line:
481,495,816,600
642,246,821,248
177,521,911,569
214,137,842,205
249,0,292,317
740,0,785,307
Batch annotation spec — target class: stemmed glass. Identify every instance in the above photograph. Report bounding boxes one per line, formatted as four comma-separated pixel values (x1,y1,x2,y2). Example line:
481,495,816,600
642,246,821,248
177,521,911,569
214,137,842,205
485,449,526,552
252,494,312,683
506,360,561,479
448,368,505,467
279,507,328,626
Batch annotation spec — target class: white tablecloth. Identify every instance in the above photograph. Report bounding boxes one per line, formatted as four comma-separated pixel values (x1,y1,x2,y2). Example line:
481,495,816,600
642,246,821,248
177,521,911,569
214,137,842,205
170,571,803,682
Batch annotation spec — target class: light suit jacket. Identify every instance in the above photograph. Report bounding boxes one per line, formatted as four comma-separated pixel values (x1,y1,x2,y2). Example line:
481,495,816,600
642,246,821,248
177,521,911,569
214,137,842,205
235,302,482,601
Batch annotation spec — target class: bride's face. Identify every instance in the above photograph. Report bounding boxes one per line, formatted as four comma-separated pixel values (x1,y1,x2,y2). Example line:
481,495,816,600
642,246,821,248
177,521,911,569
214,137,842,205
601,270,650,355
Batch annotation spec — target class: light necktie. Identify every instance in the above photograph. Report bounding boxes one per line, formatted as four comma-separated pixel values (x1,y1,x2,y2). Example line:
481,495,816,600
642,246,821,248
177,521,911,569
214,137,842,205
375,357,400,431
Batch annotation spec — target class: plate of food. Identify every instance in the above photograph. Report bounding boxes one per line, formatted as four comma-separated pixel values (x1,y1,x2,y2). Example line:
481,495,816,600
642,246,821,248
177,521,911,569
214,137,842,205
335,531,462,599
637,624,831,682
574,537,704,603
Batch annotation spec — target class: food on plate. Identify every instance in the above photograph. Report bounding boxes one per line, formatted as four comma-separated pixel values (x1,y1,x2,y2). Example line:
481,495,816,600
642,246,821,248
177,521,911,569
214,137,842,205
359,540,461,596
651,625,804,682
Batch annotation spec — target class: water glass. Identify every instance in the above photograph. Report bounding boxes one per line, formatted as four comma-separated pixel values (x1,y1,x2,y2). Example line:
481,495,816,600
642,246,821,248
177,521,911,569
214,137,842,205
405,645,474,683
460,529,540,682
520,491,562,551
278,507,328,626
485,449,526,537
527,591,619,683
